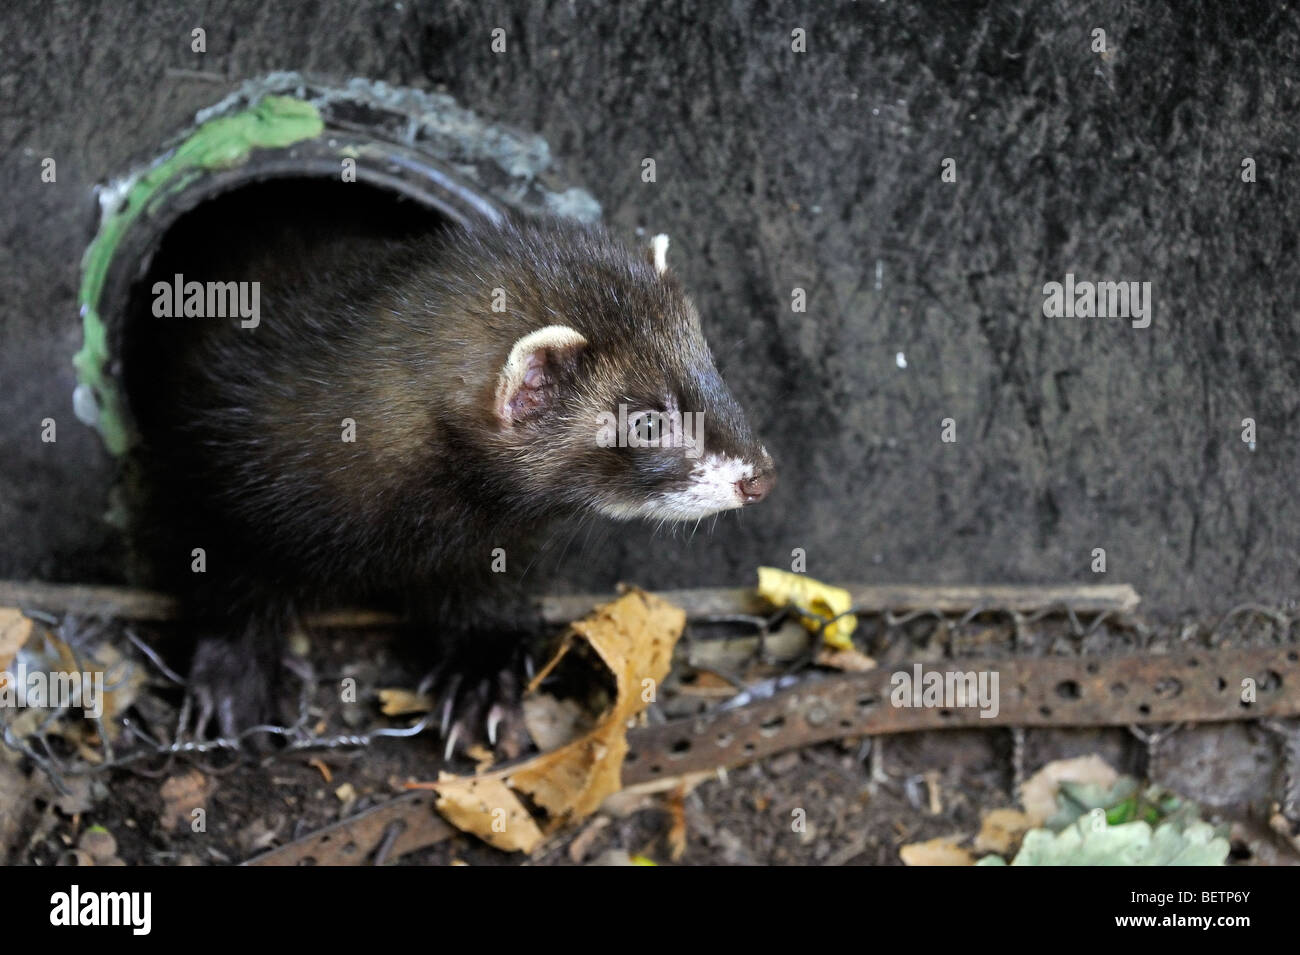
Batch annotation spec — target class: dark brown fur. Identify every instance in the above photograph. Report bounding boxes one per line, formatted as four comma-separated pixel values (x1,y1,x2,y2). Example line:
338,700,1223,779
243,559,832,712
128,214,771,736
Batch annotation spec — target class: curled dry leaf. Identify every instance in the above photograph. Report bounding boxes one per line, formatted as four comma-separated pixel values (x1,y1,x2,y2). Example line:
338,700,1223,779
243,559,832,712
418,587,685,853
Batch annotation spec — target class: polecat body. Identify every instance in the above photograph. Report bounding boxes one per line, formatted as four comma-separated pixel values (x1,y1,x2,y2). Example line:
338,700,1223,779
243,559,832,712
128,213,774,740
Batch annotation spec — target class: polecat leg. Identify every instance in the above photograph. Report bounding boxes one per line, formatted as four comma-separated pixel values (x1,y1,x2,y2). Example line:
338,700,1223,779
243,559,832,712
183,606,286,743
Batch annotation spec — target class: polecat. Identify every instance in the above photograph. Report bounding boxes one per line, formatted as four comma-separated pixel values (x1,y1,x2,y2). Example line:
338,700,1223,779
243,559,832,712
127,210,774,746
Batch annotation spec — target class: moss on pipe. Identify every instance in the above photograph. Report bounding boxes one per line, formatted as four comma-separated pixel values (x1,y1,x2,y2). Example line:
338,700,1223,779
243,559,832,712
74,95,324,455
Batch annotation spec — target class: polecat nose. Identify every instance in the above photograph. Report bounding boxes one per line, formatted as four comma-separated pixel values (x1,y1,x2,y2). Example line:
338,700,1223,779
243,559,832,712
737,471,775,504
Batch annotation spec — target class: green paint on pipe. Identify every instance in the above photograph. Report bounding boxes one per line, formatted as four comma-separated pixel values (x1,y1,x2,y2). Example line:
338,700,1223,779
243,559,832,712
74,95,324,455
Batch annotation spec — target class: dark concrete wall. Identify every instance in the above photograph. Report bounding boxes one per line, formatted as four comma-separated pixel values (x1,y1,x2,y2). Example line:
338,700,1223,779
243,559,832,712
2,0,1297,617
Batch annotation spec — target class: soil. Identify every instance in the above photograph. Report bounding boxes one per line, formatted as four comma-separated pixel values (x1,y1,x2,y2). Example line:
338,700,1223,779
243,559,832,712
7,608,1297,866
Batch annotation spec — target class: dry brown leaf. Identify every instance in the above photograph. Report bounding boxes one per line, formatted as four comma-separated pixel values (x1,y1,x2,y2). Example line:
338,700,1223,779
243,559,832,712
815,645,877,672
1020,755,1119,825
431,772,545,853
924,770,943,815
686,670,734,690
159,769,212,833
1267,805,1300,852
423,588,685,852
0,616,141,739
87,642,143,731
465,744,496,775
0,608,32,674
899,835,975,866
675,670,737,699
974,807,1034,855
377,687,432,716
507,588,682,819
665,784,688,861
38,633,143,738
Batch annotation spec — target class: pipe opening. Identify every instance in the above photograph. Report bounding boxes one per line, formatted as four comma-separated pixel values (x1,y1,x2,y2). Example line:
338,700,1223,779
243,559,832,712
121,177,451,437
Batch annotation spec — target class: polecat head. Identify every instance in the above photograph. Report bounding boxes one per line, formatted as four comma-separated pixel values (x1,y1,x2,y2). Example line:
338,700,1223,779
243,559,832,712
479,220,775,523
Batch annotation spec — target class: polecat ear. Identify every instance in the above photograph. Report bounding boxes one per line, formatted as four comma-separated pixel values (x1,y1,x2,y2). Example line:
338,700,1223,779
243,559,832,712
495,324,588,426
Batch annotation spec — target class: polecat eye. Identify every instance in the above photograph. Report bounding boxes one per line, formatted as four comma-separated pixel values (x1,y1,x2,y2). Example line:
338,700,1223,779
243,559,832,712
629,410,662,443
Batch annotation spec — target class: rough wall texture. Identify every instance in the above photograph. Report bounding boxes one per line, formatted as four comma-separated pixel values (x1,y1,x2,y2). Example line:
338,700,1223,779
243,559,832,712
1,0,1297,618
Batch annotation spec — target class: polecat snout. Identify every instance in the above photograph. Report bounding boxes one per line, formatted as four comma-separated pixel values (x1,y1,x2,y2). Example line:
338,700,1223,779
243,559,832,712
131,214,774,743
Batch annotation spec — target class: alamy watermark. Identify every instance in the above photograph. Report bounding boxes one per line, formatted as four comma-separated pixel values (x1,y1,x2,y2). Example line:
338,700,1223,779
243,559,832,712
890,664,1000,719
1042,273,1151,329
0,665,104,719
596,403,704,459
50,885,151,935
152,273,260,328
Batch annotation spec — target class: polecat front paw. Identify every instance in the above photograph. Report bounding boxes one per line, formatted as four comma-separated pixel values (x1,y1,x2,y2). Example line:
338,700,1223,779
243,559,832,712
421,637,538,762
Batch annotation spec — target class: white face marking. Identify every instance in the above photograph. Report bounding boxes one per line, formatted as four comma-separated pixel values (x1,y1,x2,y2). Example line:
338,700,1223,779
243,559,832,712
595,453,754,522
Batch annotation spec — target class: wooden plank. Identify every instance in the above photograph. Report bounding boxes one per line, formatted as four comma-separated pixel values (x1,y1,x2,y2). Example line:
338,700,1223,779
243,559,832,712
0,580,178,621
540,582,1140,622
0,579,1139,628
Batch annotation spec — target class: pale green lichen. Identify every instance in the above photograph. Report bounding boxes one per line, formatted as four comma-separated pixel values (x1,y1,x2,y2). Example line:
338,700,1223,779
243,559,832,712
74,95,324,455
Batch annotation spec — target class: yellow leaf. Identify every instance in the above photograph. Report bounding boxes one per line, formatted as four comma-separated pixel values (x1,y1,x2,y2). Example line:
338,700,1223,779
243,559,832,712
757,567,857,649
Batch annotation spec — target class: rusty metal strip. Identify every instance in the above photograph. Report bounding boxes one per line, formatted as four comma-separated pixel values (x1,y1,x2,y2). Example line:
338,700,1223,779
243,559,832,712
623,645,1299,784
246,644,1297,865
